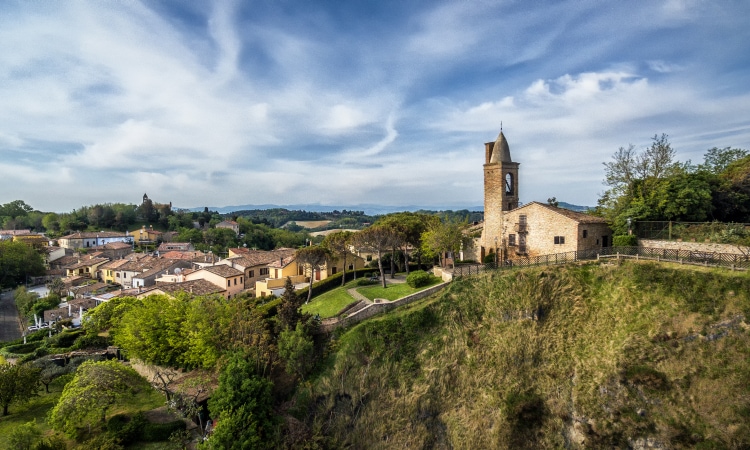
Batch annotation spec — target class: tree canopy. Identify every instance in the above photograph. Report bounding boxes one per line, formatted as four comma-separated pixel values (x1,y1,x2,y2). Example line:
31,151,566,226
597,135,750,233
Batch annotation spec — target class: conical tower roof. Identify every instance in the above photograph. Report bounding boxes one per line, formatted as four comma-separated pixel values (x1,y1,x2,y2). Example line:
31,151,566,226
489,131,511,163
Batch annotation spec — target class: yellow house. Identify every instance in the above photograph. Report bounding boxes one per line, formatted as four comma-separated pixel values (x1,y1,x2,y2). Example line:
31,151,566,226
130,225,162,246
65,255,110,280
99,259,131,284
184,265,244,299
254,252,367,297
255,255,307,297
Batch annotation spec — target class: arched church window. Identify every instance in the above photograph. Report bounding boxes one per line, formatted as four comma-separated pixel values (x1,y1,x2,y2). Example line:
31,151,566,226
505,173,514,195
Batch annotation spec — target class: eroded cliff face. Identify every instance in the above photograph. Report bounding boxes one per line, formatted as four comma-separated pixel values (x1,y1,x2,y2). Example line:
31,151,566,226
289,262,750,449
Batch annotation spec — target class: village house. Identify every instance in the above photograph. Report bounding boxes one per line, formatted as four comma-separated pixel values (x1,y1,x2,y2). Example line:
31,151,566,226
139,279,226,299
254,251,367,298
473,129,612,262
131,259,194,288
42,246,67,268
58,231,134,250
88,241,133,259
131,225,162,246
157,242,195,254
65,254,110,280
13,233,49,248
216,220,240,235
182,265,244,299
0,229,31,240
217,248,297,291
255,255,305,297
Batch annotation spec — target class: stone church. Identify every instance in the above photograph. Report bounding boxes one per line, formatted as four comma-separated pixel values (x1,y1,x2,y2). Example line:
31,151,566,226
473,130,612,262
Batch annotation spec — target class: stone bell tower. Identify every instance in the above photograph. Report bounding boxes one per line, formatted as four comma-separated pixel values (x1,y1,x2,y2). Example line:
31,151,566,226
482,129,519,258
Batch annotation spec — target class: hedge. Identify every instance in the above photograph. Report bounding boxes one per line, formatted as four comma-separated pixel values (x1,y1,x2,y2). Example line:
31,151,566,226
613,234,638,246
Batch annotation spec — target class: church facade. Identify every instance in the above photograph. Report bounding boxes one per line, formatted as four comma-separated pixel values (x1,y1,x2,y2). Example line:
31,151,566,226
475,130,612,262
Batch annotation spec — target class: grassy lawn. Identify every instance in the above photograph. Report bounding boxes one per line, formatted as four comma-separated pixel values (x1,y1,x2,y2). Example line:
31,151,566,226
356,279,441,301
0,376,65,449
0,369,167,449
302,282,358,318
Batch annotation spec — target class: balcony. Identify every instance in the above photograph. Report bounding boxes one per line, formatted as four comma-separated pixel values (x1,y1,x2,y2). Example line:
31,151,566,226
514,222,528,233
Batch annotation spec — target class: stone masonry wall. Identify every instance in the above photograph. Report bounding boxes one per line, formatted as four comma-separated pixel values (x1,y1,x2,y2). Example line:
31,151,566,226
319,282,449,333
639,239,749,255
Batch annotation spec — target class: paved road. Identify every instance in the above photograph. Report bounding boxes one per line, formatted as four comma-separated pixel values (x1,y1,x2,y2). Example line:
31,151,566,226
0,289,22,342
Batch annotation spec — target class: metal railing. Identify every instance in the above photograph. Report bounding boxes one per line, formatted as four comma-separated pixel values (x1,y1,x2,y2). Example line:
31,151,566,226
452,246,750,278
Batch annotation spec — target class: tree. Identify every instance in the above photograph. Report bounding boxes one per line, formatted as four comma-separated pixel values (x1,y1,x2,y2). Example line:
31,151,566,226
353,224,397,288
295,246,329,303
322,231,353,286
48,360,148,435
32,359,68,394
204,354,277,450
421,219,471,268
278,322,315,378
700,146,749,174
376,212,432,276
0,240,45,288
46,277,66,298
0,363,40,416
277,277,304,330
547,197,559,207
8,421,42,450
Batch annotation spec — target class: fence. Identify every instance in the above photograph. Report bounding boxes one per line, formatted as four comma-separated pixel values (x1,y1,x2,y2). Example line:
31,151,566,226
452,246,750,278
635,221,750,241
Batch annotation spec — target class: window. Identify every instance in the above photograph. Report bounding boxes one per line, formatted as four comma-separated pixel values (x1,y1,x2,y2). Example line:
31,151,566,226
240,277,243,284
234,278,237,285
508,234,516,246
227,280,230,287
249,270,254,278
260,268,269,276
554,236,565,245
505,173,514,195
582,230,588,238
348,264,354,271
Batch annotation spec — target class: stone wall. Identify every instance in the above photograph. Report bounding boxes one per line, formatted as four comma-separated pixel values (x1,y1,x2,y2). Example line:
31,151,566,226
319,282,449,333
639,239,749,255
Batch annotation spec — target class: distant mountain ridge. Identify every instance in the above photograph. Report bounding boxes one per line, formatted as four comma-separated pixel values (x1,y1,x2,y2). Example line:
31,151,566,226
180,201,592,216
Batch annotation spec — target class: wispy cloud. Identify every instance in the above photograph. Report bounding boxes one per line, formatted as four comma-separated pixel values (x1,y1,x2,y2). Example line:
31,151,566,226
0,0,749,211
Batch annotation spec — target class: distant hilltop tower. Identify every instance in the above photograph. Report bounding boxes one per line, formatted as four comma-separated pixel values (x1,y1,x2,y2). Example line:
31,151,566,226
482,128,519,258
143,193,149,204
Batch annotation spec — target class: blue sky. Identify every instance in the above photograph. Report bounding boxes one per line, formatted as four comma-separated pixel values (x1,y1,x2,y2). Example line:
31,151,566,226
2,0,750,213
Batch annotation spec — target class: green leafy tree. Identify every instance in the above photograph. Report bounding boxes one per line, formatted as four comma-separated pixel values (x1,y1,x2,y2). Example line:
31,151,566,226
278,322,315,378
8,421,42,450
420,219,471,268
353,224,397,288
322,231,353,286
0,363,40,416
32,359,68,394
277,277,304,330
0,240,45,288
203,354,277,450
295,246,330,303
48,360,148,435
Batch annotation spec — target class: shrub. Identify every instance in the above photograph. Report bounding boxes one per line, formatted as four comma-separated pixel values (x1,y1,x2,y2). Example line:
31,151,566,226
48,329,85,348
71,333,112,350
4,341,44,355
107,413,147,445
141,420,185,442
482,253,497,264
406,270,436,288
613,234,638,246
356,278,376,286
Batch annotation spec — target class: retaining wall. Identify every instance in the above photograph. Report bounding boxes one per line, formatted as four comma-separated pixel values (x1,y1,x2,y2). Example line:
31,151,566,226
639,239,749,255
319,282,448,333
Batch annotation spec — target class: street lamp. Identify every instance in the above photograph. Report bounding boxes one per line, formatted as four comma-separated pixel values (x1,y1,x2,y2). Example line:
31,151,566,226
627,217,632,236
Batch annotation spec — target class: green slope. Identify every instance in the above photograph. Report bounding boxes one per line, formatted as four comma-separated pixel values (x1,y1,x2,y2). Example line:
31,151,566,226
292,261,750,449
